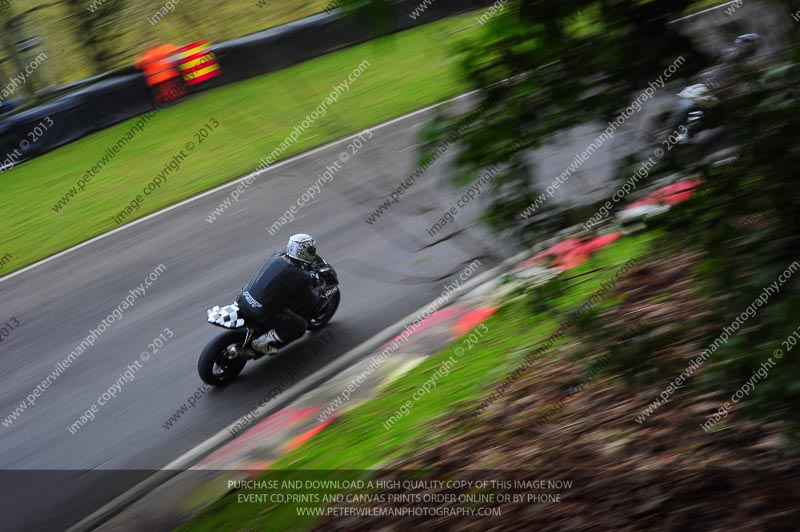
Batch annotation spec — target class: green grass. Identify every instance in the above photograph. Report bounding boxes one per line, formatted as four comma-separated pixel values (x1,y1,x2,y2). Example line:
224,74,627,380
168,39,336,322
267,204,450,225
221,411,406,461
0,13,480,275
179,232,655,532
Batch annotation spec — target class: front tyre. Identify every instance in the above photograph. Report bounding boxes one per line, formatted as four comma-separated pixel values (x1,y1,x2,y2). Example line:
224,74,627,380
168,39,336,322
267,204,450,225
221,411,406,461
198,330,247,386
308,291,340,331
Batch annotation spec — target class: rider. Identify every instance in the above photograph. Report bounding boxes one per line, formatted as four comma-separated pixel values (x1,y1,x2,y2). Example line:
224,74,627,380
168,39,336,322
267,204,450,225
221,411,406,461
236,234,324,355
673,33,762,142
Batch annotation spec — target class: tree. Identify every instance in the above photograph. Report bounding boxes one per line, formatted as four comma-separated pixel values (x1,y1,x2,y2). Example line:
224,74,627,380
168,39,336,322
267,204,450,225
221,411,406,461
0,2,60,100
59,0,129,74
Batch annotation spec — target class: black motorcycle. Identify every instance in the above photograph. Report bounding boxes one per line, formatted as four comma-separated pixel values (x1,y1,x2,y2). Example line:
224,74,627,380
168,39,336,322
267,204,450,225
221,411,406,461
199,259,340,386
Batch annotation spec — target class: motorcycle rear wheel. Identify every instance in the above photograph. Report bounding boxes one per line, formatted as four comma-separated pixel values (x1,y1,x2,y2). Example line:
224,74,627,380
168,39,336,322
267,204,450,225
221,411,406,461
198,330,247,386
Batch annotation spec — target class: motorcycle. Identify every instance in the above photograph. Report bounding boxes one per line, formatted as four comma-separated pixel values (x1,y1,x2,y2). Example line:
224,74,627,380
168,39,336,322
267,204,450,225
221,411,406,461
667,34,762,147
198,258,340,386
672,81,719,142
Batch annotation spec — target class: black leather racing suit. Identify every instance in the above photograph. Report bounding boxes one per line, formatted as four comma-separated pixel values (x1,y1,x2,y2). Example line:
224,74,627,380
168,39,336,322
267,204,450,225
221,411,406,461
236,252,321,344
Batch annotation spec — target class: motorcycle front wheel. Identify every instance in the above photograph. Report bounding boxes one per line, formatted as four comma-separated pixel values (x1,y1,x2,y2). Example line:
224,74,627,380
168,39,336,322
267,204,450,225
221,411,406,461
308,291,340,331
198,330,247,386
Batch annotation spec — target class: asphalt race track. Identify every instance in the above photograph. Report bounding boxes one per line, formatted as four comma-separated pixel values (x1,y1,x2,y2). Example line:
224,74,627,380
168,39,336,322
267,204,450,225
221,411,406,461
0,93,657,531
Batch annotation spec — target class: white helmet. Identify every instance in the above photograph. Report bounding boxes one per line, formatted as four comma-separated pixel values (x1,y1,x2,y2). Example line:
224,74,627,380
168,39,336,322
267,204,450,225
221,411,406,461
287,233,316,263
729,33,761,61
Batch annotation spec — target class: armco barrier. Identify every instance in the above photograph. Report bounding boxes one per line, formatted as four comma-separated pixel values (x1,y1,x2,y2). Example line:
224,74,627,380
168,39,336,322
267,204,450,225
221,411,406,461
0,0,489,168
0,72,151,165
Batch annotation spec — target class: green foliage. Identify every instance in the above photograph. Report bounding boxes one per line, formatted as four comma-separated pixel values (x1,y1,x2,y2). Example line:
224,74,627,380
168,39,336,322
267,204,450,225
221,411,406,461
425,0,800,427
424,0,705,238
663,43,800,423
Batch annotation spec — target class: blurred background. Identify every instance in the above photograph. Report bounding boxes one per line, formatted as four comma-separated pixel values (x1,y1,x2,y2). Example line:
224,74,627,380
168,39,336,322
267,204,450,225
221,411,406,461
0,0,329,89
1,0,800,531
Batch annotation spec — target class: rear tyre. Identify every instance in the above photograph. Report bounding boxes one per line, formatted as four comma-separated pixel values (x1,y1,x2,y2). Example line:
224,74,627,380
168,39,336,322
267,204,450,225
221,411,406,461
198,330,247,386
308,291,340,331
